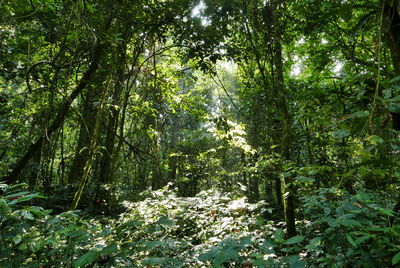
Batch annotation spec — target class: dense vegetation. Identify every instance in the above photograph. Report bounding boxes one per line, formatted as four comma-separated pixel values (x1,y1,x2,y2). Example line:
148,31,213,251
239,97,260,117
1,0,400,267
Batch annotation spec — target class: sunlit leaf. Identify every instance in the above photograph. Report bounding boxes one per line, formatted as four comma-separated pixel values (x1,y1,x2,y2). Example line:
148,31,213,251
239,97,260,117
12,235,22,245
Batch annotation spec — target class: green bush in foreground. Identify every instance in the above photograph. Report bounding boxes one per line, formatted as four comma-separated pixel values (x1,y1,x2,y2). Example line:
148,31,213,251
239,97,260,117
1,183,399,267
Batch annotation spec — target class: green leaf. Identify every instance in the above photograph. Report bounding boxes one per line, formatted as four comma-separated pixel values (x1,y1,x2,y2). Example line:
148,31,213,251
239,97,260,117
351,111,369,118
157,216,174,226
334,129,350,139
288,255,307,268
4,191,29,199
9,193,44,205
142,257,164,265
390,75,400,83
377,208,394,216
305,237,322,250
0,199,11,215
100,244,118,255
214,251,231,265
295,176,315,183
354,235,371,245
273,229,285,242
322,217,338,228
12,235,22,245
366,135,384,145
21,210,34,220
339,219,362,227
143,241,164,249
323,207,331,216
74,251,99,268
284,235,305,245
392,252,400,265
346,235,357,247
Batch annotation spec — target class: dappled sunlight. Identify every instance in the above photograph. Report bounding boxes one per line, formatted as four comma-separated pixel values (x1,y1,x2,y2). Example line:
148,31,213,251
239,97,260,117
2,0,399,266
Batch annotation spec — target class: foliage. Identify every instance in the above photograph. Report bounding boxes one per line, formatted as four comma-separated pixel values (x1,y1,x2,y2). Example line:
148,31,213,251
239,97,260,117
2,183,398,267
1,0,400,267
301,188,400,267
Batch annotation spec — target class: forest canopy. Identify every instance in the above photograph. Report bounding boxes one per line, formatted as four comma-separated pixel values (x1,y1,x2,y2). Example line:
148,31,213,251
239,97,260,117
1,0,400,267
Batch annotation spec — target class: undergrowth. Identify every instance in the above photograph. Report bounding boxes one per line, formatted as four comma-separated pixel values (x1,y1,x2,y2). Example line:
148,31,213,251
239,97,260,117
1,183,399,267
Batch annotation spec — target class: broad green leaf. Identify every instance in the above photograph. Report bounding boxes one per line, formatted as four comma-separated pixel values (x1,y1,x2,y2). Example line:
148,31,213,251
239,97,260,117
28,206,49,217
157,216,174,226
4,191,29,199
392,252,400,265
288,255,307,268
284,235,305,245
346,235,357,247
0,199,11,215
334,129,350,139
355,235,371,245
74,251,99,268
322,217,338,227
377,208,394,216
340,219,362,227
351,111,369,118
143,241,164,249
21,210,34,220
323,207,331,216
12,235,22,245
295,176,315,183
273,229,285,242
366,135,384,145
390,75,400,83
9,193,44,205
142,257,164,265
262,238,277,251
305,237,322,250
100,244,118,255
214,251,231,265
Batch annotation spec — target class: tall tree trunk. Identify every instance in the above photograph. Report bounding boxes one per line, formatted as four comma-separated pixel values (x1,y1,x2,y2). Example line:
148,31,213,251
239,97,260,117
384,0,400,225
70,78,109,210
167,113,180,183
150,40,163,190
269,0,296,237
98,44,127,184
68,86,99,182
242,0,295,235
384,0,400,75
4,45,105,184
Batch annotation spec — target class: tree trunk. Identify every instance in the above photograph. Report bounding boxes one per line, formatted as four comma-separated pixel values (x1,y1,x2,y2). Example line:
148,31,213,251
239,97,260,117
98,44,127,184
167,113,180,183
269,0,297,237
67,87,99,183
384,0,400,75
150,40,163,190
384,0,400,227
70,78,109,210
4,45,104,184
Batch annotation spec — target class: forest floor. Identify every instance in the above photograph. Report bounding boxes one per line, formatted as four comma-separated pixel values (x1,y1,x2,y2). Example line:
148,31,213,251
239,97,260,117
2,185,399,267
